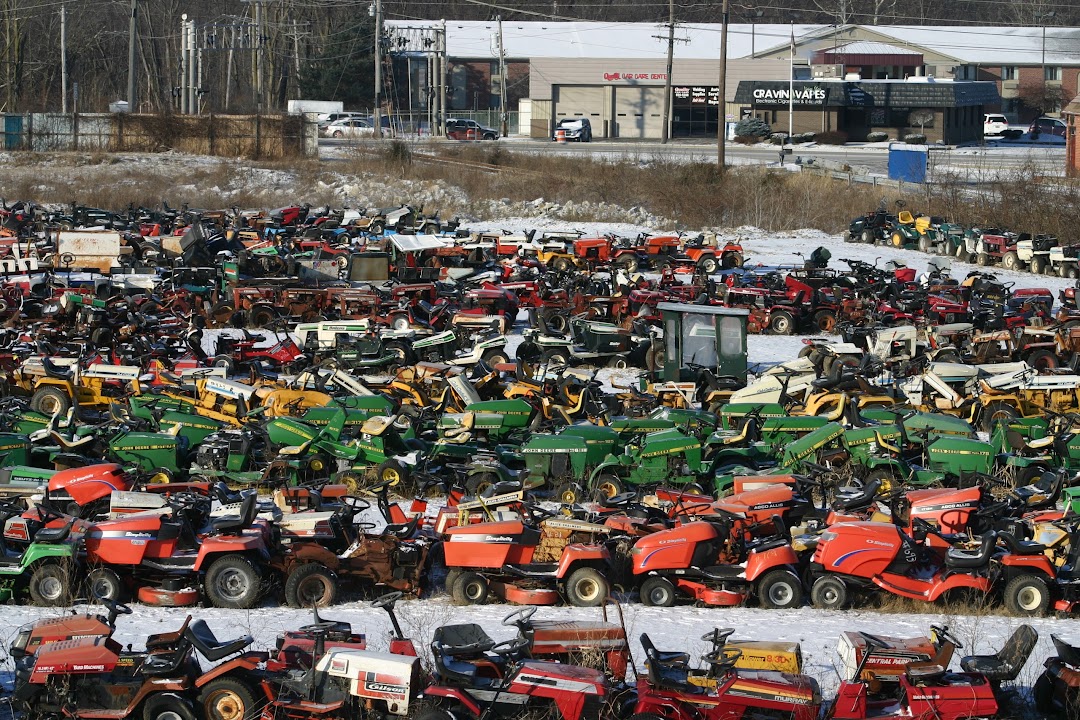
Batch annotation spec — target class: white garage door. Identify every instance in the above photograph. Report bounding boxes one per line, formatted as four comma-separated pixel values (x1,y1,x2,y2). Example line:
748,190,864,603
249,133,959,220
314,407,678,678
614,87,665,138
553,86,606,137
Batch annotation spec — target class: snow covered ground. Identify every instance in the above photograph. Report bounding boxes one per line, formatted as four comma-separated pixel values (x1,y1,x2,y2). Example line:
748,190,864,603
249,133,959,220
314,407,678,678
1,590,1069,703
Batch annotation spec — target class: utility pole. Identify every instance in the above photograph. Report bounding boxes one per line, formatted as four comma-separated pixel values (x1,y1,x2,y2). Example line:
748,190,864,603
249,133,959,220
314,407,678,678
497,15,507,137
244,0,266,111
60,4,67,113
716,0,729,169
180,14,189,113
661,0,675,143
291,19,301,99
196,26,204,114
373,0,382,138
127,0,137,110
438,19,447,137
225,22,235,111
188,19,198,114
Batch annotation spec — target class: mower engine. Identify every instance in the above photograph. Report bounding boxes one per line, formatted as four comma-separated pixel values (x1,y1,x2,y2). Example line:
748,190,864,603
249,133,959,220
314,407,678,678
194,429,252,473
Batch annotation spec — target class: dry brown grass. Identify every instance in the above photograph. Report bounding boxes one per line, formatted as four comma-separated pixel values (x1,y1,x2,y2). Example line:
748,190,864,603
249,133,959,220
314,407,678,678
6,145,1078,241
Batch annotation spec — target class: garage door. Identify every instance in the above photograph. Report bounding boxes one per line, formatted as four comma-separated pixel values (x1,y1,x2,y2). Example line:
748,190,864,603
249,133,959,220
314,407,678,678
614,87,665,139
553,86,605,137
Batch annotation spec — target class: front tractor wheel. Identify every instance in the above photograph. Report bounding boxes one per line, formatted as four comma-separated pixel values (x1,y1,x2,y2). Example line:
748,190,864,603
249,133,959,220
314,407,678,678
204,555,263,609
565,567,608,607
758,569,804,610
198,677,259,720
639,576,677,607
284,563,339,608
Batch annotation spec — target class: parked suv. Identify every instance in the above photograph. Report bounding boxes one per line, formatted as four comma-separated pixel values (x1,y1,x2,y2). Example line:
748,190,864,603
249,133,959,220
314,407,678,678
445,119,498,140
983,113,1009,136
1029,116,1066,138
553,117,593,142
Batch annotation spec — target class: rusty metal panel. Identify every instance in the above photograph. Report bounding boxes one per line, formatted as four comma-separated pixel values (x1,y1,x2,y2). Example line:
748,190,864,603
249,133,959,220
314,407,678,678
55,230,123,273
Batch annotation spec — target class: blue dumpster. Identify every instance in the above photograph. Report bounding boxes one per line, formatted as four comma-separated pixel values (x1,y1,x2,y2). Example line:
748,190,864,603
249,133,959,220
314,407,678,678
888,143,927,183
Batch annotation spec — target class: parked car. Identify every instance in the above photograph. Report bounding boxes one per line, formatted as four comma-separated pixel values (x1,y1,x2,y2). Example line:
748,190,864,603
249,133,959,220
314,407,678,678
445,118,499,140
983,113,1009,136
1029,116,1066,138
316,111,365,126
553,117,593,142
322,118,380,139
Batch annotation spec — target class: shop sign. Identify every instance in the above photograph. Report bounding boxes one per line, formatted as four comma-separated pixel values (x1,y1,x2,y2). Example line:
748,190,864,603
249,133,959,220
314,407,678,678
751,86,828,105
603,71,667,81
674,86,720,105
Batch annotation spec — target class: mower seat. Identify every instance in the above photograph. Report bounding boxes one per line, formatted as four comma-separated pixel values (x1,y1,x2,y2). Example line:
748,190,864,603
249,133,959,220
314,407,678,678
35,521,73,544
185,619,255,661
41,357,74,380
832,480,881,512
1027,436,1056,450
211,492,257,535
904,664,948,685
361,415,398,437
442,413,474,443
433,623,496,655
959,624,1038,684
384,515,420,539
997,531,1046,556
944,532,996,569
640,633,700,693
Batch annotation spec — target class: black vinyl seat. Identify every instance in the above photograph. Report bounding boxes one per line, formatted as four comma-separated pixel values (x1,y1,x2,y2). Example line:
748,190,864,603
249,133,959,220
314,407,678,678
186,619,254,661
960,625,1038,684
640,633,700,693
384,515,420,539
35,521,73,544
211,492,257,535
431,624,499,687
996,531,1046,556
944,532,996,569
832,480,881,512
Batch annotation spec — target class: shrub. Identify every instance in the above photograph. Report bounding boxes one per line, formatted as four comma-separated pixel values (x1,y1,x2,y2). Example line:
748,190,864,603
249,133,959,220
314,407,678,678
733,135,760,145
816,131,848,145
733,117,771,139
769,133,787,145
866,131,889,142
792,132,816,143
904,134,927,144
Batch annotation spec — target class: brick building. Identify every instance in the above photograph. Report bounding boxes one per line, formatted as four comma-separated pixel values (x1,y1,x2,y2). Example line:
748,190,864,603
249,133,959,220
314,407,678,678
1066,95,1080,178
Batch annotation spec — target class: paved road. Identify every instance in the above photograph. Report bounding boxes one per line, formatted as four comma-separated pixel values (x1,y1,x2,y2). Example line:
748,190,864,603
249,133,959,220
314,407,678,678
320,137,1065,177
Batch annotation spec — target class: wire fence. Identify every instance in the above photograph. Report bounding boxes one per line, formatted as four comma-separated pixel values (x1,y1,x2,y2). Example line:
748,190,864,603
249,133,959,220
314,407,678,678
0,113,318,158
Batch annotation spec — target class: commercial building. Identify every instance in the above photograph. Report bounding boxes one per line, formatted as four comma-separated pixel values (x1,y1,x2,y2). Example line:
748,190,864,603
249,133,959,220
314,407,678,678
384,20,1075,140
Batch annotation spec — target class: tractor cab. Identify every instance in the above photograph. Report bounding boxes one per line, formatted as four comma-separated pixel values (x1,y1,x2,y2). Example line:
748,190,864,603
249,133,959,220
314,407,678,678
656,302,748,384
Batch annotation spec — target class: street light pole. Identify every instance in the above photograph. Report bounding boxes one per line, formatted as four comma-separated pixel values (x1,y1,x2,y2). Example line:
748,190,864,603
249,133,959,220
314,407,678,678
717,0,729,170
661,0,674,144
1039,11,1055,112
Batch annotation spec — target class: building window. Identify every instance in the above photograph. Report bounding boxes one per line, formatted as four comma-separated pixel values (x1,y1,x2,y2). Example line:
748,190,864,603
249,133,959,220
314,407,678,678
1046,66,1061,81
1001,66,1018,81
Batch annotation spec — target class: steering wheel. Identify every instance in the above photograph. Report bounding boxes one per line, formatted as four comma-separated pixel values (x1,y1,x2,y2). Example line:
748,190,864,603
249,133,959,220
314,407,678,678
930,624,964,650
299,620,342,634
490,637,531,657
604,492,636,506
99,596,133,618
701,628,735,646
703,646,742,667
340,496,371,512
502,606,537,628
371,591,403,610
